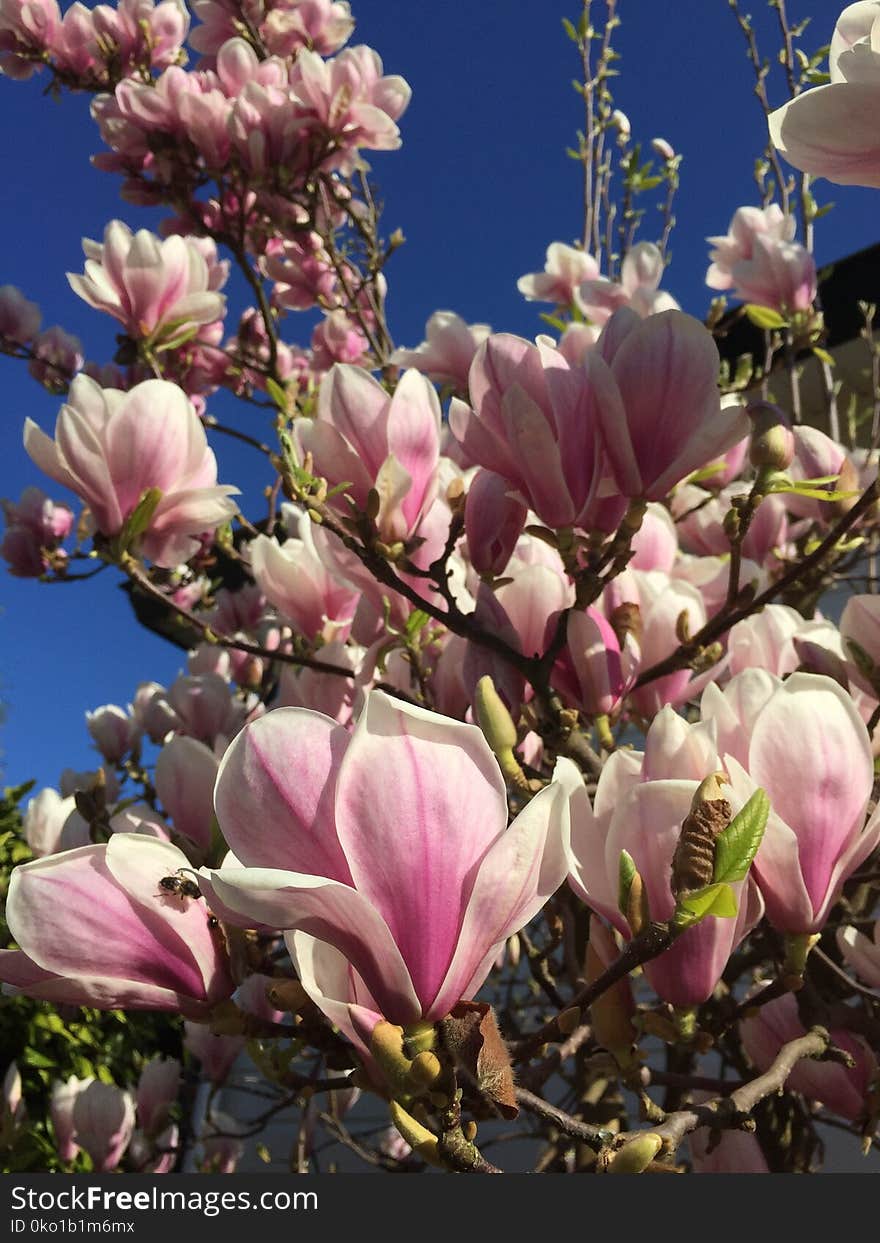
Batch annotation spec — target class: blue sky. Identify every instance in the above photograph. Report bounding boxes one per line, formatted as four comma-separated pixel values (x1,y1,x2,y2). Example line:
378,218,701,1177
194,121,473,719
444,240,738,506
0,0,875,791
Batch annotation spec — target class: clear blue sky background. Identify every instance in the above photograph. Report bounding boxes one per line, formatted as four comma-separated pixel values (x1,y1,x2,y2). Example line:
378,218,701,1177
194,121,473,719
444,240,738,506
0,0,875,791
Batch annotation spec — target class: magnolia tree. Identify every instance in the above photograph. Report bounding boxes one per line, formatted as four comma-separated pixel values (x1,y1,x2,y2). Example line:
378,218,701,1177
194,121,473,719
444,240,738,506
1,0,880,1176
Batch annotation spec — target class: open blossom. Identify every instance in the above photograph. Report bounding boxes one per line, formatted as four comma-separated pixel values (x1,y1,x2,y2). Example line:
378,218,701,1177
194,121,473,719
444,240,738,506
563,709,763,1007
0,0,59,80
449,333,607,529
390,311,492,394
584,308,749,501
290,45,411,159
577,241,680,323
190,0,354,63
293,364,441,543
711,673,880,934
741,988,877,1122
24,375,239,568
68,222,227,347
203,691,572,1026
726,604,845,679
706,205,816,314
769,2,880,188
603,568,718,716
0,834,233,1016
517,242,600,307
249,514,360,643
1,485,72,577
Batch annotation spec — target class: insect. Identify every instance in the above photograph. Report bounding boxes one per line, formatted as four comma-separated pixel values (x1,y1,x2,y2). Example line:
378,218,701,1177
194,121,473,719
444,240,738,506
157,869,202,901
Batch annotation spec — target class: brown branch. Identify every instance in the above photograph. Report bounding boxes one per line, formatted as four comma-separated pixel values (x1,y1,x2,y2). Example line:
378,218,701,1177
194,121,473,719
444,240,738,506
515,1087,614,1151
633,480,879,692
123,557,354,679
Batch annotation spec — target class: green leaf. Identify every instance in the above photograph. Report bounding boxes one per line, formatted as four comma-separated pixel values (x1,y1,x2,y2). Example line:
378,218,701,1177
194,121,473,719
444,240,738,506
265,377,289,411
679,882,738,921
404,609,430,638
116,487,163,553
618,849,637,916
713,788,770,885
562,16,578,41
812,346,834,366
744,304,788,330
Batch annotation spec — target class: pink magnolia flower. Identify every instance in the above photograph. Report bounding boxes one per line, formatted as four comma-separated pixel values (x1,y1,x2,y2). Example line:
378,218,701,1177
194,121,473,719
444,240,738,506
86,703,137,763
463,556,574,709
463,469,527,577
0,0,59,79
23,788,76,857
165,672,244,745
741,988,877,1122
584,308,750,500
276,640,360,725
266,233,338,312
628,502,678,573
204,691,572,1026
578,241,680,323
262,0,354,59
183,1022,243,1083
391,311,492,394
674,484,788,568
136,1057,180,1138
706,205,816,314
690,1121,769,1174
310,309,370,370
68,222,227,347
0,834,233,1016
563,709,763,1007
841,593,880,691
293,365,441,543
726,603,845,679
155,735,219,852
0,283,40,342
769,2,880,189
786,425,851,522
517,242,600,307
249,515,359,642
554,321,601,366
73,1081,136,1173
50,1076,90,1164
28,326,82,392
720,673,880,934
191,1,353,63
1,485,72,577
552,607,639,719
24,375,239,568
449,333,606,529
290,45,411,160
837,919,880,988
603,568,720,715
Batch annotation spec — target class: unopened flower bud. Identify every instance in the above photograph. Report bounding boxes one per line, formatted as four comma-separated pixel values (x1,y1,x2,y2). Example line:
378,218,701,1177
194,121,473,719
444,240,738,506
474,675,518,756
747,402,795,472
651,137,675,161
611,109,631,139
389,1101,441,1166
607,1132,663,1173
670,772,730,898
266,979,310,1013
